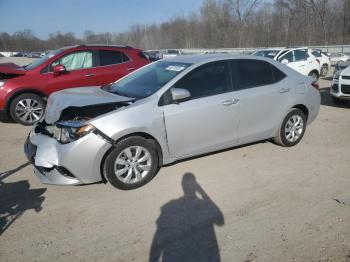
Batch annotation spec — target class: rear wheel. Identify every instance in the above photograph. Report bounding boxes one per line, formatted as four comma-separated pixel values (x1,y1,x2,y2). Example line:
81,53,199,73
308,71,319,81
103,136,159,190
9,93,45,126
320,64,329,76
274,108,306,147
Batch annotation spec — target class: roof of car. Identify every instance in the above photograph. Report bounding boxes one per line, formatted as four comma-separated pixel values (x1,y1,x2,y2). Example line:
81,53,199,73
163,54,274,64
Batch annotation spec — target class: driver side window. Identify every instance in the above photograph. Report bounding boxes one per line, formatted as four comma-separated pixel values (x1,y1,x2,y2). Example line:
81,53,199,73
174,61,231,100
51,51,93,71
279,51,294,63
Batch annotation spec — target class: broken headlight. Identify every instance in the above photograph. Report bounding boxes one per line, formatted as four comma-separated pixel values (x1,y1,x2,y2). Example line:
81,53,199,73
46,124,95,144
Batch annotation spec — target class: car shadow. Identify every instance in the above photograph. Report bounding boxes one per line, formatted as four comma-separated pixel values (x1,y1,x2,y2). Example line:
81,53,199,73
149,173,224,262
0,162,46,236
320,87,350,109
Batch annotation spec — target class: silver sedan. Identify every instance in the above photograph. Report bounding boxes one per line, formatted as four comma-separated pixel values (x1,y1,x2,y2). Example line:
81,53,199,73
24,55,321,190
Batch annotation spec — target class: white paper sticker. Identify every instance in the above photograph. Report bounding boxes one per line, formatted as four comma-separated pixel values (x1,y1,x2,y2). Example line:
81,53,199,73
165,65,186,72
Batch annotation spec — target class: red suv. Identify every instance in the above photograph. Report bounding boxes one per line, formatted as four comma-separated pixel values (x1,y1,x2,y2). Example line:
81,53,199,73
0,45,149,125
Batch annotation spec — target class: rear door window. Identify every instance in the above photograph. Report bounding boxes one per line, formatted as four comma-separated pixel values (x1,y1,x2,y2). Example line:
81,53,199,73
233,60,274,89
99,50,130,66
294,49,307,61
233,60,277,89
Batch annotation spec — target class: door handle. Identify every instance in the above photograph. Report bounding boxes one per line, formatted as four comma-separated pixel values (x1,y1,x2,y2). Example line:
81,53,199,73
222,98,239,106
279,87,291,93
127,67,135,72
85,73,96,77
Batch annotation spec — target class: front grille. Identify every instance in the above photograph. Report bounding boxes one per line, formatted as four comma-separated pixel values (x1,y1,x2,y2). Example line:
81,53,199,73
342,75,350,80
340,84,350,94
55,166,76,178
332,84,339,92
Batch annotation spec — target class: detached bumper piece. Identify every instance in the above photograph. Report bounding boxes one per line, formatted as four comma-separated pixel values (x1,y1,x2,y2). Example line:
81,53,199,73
24,136,82,185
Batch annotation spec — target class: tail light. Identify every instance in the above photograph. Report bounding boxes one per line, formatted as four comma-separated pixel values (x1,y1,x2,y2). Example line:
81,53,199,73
311,81,319,90
316,59,320,64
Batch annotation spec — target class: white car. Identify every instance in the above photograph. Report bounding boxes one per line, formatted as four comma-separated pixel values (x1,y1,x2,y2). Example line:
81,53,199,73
162,49,183,58
330,61,350,105
311,49,331,76
330,53,349,63
253,48,321,80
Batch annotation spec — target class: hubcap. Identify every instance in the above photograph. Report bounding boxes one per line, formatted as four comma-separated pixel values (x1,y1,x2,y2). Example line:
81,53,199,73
15,98,43,123
284,115,304,143
114,146,152,184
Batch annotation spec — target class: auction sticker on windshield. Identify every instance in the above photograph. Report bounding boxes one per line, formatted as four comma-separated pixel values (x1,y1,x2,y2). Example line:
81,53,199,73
165,65,186,72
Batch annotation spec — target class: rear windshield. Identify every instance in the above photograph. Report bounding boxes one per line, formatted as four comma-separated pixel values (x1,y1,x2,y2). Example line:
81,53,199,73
25,48,66,70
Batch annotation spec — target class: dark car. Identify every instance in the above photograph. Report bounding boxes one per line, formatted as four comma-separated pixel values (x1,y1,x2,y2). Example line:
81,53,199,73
0,45,150,125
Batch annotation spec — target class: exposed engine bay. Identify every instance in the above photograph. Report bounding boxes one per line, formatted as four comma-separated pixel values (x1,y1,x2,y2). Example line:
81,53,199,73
36,101,132,144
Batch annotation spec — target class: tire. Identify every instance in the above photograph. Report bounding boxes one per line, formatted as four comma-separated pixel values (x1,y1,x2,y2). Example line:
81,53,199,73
320,64,329,76
9,93,45,126
273,108,306,147
103,136,159,190
332,96,348,105
308,71,319,81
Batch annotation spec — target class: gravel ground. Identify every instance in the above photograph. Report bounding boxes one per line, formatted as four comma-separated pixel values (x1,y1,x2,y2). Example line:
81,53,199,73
0,60,349,262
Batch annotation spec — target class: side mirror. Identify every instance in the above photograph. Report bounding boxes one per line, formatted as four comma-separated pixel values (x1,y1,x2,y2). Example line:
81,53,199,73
171,88,191,103
53,64,67,76
281,59,289,64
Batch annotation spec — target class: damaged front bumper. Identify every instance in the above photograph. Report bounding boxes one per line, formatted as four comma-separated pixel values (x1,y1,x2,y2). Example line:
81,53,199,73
24,125,112,185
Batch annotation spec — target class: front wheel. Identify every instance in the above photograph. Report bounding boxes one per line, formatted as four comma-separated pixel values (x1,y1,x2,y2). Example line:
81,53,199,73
274,108,306,147
103,136,159,190
9,93,45,126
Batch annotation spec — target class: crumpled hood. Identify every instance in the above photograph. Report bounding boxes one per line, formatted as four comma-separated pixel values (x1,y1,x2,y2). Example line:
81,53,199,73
0,62,26,75
45,86,132,123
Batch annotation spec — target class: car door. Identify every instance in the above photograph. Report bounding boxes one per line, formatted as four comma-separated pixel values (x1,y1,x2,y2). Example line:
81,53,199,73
278,49,310,75
45,50,98,93
231,59,290,144
96,49,133,86
162,61,239,159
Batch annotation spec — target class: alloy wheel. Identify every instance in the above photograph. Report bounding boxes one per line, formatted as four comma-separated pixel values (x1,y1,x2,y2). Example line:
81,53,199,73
114,146,152,184
284,115,304,143
15,98,44,123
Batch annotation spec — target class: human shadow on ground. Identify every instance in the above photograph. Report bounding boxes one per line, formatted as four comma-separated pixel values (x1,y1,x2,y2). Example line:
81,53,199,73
0,162,46,235
149,173,224,262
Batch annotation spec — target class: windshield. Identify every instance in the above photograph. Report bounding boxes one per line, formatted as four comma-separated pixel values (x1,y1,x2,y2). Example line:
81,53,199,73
253,50,280,59
108,61,192,99
25,48,66,70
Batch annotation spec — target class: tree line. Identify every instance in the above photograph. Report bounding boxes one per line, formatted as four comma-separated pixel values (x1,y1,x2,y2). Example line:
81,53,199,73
0,0,349,52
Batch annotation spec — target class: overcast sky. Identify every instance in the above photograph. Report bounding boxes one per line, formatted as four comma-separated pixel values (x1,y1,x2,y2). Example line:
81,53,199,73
0,0,205,39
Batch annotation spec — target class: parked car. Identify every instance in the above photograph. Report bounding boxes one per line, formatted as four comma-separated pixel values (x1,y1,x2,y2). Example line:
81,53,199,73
330,53,350,63
330,60,350,104
162,49,183,58
27,52,42,58
311,49,331,76
24,55,320,190
144,50,163,61
252,48,321,80
12,52,26,57
0,45,149,125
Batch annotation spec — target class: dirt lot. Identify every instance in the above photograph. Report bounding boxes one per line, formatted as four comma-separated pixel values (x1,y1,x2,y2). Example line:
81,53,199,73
0,61,350,261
